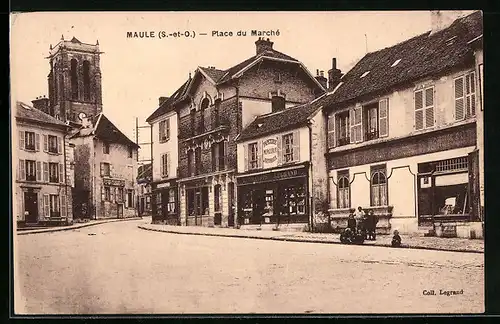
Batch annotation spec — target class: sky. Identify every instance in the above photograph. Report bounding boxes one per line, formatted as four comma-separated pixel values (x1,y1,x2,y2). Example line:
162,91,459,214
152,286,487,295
10,11,472,162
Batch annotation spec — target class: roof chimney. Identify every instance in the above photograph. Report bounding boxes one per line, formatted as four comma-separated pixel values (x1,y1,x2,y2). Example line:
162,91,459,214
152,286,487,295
429,10,467,36
328,58,343,91
31,96,50,114
255,37,274,55
315,69,328,90
159,96,170,106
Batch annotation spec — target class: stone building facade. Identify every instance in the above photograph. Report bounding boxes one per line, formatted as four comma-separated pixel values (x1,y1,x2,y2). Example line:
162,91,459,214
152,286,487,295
14,101,74,226
148,38,325,227
70,114,139,219
235,100,328,231
41,36,103,126
317,11,483,238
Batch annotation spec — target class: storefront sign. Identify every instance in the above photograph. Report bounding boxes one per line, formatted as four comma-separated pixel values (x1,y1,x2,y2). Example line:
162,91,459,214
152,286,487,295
103,178,125,187
238,167,307,185
157,182,171,189
262,138,278,167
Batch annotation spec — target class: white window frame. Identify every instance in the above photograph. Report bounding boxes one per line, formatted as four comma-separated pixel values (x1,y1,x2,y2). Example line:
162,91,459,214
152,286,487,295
159,118,170,143
160,153,169,177
248,142,259,170
454,71,476,121
350,105,363,143
414,86,435,130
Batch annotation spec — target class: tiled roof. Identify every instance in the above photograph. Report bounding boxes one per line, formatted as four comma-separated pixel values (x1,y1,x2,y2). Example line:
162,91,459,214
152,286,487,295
318,11,482,110
199,66,226,83
145,78,191,123
237,102,322,142
71,113,139,148
147,45,313,122
217,49,299,84
15,101,68,128
137,163,152,181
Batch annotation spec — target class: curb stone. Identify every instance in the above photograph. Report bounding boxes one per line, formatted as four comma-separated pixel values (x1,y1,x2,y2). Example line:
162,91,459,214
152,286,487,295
17,217,143,235
137,225,483,254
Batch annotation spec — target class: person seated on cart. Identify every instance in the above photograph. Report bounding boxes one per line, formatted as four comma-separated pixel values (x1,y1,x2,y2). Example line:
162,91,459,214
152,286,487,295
347,213,356,232
354,206,366,234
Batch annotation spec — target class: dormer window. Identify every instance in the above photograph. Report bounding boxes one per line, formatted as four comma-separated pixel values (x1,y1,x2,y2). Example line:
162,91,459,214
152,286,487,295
391,59,401,67
360,71,370,78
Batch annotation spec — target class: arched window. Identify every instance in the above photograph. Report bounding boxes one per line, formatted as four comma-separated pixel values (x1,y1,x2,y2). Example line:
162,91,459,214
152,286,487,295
199,98,209,133
337,175,350,209
53,63,58,103
71,59,79,100
371,170,387,206
190,107,196,136
83,60,91,101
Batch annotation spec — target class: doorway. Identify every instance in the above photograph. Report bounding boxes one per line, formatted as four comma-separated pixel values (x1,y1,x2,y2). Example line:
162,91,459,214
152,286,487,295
24,191,38,223
117,204,124,218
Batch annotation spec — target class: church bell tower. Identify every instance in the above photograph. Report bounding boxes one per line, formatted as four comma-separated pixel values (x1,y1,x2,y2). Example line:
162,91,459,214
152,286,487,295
46,35,103,124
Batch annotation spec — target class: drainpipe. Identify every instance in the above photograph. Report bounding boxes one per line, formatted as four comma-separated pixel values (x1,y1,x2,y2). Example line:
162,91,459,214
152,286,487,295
307,121,314,232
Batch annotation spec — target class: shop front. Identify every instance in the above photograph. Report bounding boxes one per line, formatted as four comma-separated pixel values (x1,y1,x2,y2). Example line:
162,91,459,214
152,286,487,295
236,163,309,227
151,179,178,225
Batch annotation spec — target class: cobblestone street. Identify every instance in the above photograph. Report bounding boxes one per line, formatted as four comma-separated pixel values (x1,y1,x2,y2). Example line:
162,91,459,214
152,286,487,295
15,219,484,314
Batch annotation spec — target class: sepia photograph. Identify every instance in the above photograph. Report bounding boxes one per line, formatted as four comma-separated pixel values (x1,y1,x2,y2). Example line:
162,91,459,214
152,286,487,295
10,10,484,315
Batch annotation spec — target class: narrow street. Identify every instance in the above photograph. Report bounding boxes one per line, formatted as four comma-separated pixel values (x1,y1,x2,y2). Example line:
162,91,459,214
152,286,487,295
15,219,484,314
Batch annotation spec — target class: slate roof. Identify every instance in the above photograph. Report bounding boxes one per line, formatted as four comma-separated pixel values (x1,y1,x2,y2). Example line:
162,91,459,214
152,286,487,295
237,101,323,142
15,101,68,128
145,78,191,123
318,11,483,110
146,46,307,123
71,113,139,148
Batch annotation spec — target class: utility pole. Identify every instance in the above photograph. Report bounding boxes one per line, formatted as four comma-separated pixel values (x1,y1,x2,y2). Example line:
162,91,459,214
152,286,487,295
134,117,153,217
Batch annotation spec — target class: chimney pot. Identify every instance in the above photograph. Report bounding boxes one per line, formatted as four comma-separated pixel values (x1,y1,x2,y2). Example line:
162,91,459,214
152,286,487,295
332,58,337,70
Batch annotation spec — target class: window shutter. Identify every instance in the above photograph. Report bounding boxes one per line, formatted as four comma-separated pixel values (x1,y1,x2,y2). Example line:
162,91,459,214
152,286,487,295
470,72,476,116
61,195,67,217
224,140,228,170
43,194,50,217
167,153,171,177
425,87,434,128
59,163,64,183
101,186,105,201
100,162,104,176
293,131,300,162
19,131,25,150
159,121,163,141
111,187,115,203
19,159,25,180
160,154,165,176
277,136,282,165
357,105,363,142
257,140,263,168
35,133,40,151
379,99,389,137
57,137,62,154
243,144,248,171
454,77,464,120
166,118,170,140
36,161,41,181
414,90,424,130
43,162,49,182
327,114,336,148
349,109,356,143
43,135,48,152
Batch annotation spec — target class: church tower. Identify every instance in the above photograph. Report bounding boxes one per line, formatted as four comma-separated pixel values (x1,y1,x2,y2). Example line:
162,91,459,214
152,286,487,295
46,35,103,124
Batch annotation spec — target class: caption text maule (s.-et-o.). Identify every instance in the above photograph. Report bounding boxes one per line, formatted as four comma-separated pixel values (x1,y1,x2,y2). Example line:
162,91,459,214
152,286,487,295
126,29,281,40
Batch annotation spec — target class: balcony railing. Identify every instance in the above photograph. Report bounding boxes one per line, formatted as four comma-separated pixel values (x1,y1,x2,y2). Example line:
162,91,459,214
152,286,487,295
183,116,230,139
365,130,379,141
337,137,350,146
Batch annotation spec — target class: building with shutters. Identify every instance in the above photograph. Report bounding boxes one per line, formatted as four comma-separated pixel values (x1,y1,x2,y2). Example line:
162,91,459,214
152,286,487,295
152,37,326,228
316,11,483,238
14,101,74,226
69,113,140,219
235,100,328,230
146,96,181,225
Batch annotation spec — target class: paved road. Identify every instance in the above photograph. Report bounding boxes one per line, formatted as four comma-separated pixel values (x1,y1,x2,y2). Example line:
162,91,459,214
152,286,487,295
14,218,484,314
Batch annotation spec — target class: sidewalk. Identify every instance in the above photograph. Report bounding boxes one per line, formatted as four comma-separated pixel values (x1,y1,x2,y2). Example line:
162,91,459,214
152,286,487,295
138,223,484,254
17,217,143,235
